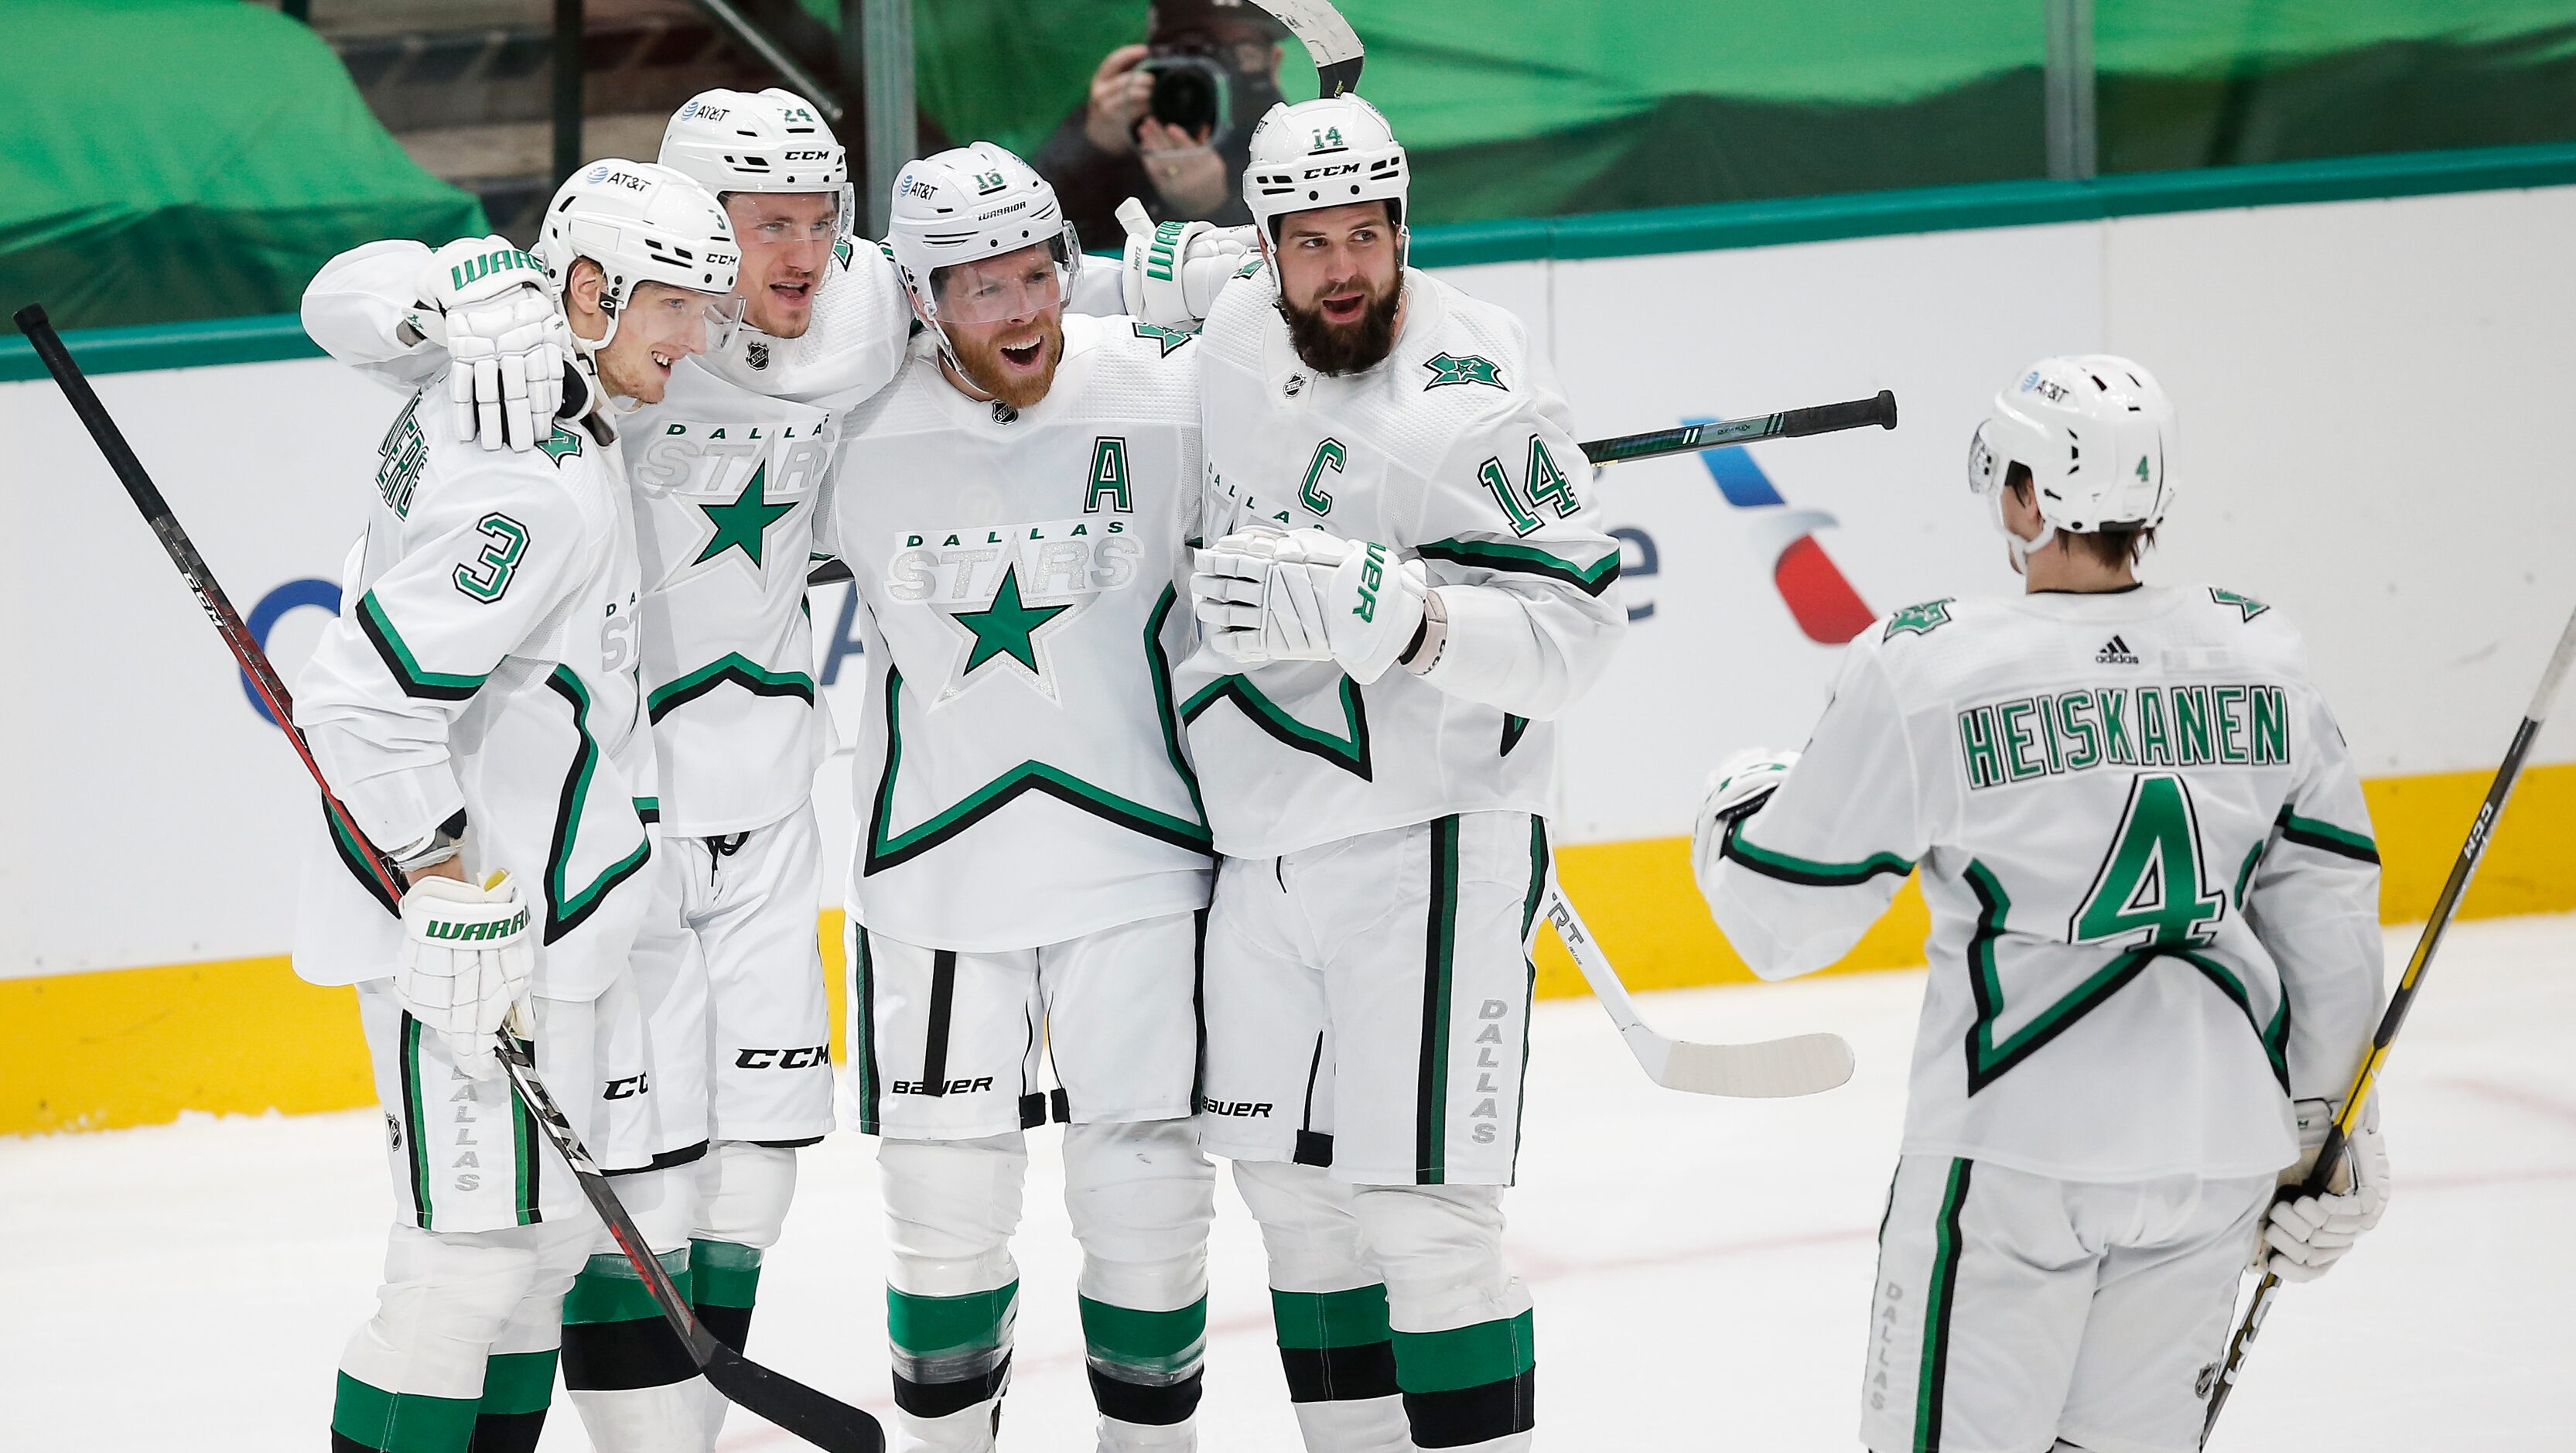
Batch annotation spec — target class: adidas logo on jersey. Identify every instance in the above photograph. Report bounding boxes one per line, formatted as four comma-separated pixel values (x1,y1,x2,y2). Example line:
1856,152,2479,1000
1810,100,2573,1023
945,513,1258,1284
2096,635,2140,665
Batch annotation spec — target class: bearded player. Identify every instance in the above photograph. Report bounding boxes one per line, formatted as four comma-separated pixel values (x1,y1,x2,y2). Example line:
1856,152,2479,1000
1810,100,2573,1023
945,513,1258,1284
303,89,912,1448
1182,94,1625,1453
292,162,740,1453
1693,358,2389,1453
822,142,1218,1453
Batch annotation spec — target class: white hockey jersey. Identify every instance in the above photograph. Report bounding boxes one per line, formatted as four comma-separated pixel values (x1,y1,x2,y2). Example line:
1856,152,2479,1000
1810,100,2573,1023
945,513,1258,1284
1700,586,2386,1181
1178,267,1625,858
302,237,916,836
822,313,1213,951
292,395,653,999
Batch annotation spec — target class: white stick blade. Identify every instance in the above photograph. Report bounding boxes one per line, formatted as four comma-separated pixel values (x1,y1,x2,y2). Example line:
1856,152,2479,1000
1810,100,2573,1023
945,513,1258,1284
1659,1032,1855,1099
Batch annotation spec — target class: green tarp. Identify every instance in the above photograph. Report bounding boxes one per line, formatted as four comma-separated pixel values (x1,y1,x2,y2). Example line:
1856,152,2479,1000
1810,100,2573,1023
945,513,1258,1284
1,0,487,330
813,0,2576,224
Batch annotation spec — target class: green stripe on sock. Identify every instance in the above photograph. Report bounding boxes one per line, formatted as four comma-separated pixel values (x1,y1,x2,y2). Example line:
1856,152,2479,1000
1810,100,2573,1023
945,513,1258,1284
887,1280,1019,1356
690,1239,764,1310
1269,1285,1393,1351
563,1249,691,1325
1392,1310,1537,1395
1080,1294,1208,1373
477,1350,557,1416
330,1372,480,1453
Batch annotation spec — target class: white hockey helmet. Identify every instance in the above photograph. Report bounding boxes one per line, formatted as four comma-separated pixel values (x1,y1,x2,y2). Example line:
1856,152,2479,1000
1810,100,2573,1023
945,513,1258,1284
534,159,742,349
885,142,1081,328
1242,94,1409,260
1968,354,2177,557
659,87,856,236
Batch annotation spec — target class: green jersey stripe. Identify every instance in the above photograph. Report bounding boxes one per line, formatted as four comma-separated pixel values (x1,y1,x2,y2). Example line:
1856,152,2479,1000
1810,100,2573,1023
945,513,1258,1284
355,591,487,700
645,651,816,723
1182,672,1373,780
1723,817,1915,887
539,668,654,944
1417,538,1621,598
2276,807,2380,864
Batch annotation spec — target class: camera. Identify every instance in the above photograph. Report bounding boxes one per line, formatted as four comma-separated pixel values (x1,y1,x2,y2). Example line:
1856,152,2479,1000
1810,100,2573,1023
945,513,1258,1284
1137,52,1232,145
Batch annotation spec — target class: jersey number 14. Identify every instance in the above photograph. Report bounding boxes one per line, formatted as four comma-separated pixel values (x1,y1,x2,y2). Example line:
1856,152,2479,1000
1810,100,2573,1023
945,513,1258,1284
1477,436,1577,537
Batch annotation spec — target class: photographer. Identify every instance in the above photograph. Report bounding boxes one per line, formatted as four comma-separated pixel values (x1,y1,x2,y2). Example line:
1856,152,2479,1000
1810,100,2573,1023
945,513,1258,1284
1034,0,1286,242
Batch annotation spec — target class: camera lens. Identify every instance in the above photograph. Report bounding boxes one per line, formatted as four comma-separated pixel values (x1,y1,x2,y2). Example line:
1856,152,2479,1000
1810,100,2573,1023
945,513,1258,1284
1150,67,1218,135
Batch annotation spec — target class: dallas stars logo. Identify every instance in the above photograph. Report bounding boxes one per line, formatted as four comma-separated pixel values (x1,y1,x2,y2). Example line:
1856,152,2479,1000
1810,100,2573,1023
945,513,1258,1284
1131,321,1197,358
1884,597,1955,640
2209,586,2270,622
694,463,794,567
1422,352,1505,391
945,562,1071,682
536,422,584,464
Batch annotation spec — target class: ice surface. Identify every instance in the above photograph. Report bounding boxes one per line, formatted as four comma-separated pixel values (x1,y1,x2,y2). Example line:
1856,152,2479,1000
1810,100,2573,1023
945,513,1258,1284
6,914,2571,1450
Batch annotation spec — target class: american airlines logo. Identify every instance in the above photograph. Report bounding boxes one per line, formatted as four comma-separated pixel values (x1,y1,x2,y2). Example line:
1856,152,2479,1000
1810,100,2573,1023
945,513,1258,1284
1686,413,1875,644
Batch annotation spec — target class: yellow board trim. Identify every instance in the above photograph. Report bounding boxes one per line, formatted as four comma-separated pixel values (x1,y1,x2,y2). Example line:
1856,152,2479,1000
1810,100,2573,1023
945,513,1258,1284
7,764,2570,1136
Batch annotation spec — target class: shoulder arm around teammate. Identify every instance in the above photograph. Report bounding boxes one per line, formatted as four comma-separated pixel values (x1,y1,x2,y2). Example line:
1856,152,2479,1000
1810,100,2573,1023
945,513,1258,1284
1696,634,1930,979
2239,619,2386,1102
295,451,595,854
1401,356,1625,720
302,239,442,390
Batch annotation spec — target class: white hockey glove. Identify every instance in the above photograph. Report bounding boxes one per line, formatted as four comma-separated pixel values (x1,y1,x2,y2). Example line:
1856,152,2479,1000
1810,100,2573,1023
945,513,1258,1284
408,237,571,453
1319,538,1430,684
394,872,536,1081
2260,1097,2390,1283
1193,527,1328,668
1117,197,1253,328
1691,748,1799,891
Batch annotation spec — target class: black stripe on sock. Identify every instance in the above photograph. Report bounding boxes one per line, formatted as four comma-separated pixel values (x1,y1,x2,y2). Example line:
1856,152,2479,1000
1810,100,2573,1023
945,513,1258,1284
333,1434,380,1453
1088,1366,1204,1426
1403,1368,1538,1449
466,1408,547,1453
1279,1342,1399,1403
559,1317,699,1391
893,1352,1013,1419
921,950,958,1096
696,1302,754,1354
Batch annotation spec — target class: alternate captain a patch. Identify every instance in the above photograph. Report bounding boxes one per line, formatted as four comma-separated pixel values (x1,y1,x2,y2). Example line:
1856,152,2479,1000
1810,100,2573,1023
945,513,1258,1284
1423,352,1505,391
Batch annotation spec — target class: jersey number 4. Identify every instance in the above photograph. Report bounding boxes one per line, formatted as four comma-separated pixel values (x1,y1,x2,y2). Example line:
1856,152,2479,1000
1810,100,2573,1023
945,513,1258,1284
2070,772,2226,950
454,512,529,603
1477,436,1577,537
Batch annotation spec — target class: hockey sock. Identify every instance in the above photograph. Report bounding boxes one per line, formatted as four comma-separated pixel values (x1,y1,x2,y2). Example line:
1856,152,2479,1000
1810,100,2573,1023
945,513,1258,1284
688,1238,762,1352
1080,1292,1208,1438
330,1373,480,1453
561,1250,709,1453
464,1349,556,1453
888,1280,1018,1432
1273,1284,1415,1451
1391,1311,1536,1450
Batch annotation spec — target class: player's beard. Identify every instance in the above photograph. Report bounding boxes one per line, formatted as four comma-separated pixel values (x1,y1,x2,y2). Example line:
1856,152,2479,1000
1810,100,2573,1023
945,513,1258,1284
1279,273,1402,376
946,313,1066,410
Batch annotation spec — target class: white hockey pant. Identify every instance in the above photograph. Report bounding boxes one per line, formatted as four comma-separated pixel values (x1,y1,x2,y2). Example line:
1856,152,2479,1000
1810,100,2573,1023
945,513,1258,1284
880,1120,1214,1452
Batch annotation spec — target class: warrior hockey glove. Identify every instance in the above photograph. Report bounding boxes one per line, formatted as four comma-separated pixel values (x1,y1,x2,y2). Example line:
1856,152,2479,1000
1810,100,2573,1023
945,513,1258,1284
2262,1097,2390,1282
1691,748,1801,888
1118,198,1252,328
395,872,536,1081
410,237,572,453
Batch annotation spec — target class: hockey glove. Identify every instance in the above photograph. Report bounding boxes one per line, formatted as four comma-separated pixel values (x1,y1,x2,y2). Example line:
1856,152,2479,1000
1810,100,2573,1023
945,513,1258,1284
2260,1096,2390,1282
395,872,536,1081
1118,198,1252,329
1691,748,1801,885
1320,538,1429,685
1193,527,1335,667
410,237,572,453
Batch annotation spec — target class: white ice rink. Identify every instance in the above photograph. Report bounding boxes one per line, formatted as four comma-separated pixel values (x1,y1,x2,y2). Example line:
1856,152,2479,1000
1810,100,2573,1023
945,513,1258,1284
9,912,2571,1451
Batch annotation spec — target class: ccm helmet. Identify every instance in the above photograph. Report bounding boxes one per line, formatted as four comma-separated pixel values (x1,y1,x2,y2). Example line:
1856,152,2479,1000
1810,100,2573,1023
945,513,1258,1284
885,142,1080,342
1968,355,2176,559
534,159,741,350
1242,94,1408,271
659,87,854,235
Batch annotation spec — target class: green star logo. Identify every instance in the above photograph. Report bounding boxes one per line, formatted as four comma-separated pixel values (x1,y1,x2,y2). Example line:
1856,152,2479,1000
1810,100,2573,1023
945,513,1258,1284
1131,321,1197,358
1883,597,1956,640
1422,352,1505,390
949,562,1071,677
2209,586,2270,622
693,463,794,568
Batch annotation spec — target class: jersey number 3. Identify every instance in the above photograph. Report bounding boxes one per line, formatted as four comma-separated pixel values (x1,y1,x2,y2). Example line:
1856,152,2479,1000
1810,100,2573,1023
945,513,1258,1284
2070,772,2226,949
1477,436,1577,537
454,512,529,603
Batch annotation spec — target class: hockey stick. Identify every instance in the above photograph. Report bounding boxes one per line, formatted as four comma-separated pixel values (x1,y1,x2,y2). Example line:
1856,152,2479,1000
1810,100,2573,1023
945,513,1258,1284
2198,600,2576,1447
1251,0,1365,96
12,303,885,1453
1542,883,1855,1098
1580,391,1898,469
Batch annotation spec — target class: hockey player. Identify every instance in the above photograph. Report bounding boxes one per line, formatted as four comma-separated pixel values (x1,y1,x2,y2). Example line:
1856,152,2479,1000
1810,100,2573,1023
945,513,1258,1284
302,89,916,1447
826,141,1217,1453
292,160,740,1453
1182,95,1625,1452
1693,357,2390,1453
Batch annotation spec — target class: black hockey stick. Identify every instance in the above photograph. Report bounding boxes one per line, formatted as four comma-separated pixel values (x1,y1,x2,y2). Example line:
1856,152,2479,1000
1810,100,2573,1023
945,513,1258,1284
13,303,884,1453
2199,599,2576,1447
1580,391,1898,468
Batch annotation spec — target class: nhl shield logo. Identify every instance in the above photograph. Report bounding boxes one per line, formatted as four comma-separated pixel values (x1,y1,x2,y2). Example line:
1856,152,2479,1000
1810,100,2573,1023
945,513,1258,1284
746,339,770,371
385,1113,403,1151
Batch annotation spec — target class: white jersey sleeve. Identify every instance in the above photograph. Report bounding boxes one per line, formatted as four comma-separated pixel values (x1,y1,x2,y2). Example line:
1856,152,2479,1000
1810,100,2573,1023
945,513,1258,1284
1407,345,1623,720
296,408,597,850
301,239,444,394
2246,681,2384,1103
